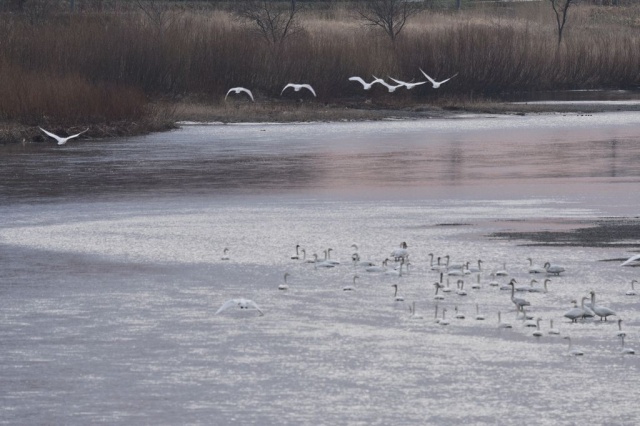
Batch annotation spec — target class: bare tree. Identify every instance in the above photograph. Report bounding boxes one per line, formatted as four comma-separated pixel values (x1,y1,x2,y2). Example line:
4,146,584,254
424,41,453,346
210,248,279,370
135,0,183,33
549,0,577,45
356,0,423,44
234,0,301,47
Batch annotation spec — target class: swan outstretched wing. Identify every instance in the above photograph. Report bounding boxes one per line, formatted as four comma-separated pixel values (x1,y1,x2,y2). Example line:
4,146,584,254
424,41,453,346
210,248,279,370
389,77,408,86
39,127,64,144
66,128,89,141
281,84,294,95
215,299,239,315
439,73,458,84
419,68,437,85
301,84,316,97
621,254,640,266
349,76,366,87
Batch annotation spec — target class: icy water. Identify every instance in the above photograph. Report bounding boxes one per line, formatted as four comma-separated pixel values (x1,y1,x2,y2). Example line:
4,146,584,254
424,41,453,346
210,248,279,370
2,112,640,425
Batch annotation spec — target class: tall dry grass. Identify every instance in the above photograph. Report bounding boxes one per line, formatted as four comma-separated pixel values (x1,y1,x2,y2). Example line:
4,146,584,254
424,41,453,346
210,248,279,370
0,2,639,127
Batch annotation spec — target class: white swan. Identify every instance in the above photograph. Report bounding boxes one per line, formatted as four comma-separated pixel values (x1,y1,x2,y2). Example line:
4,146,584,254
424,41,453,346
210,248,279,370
441,276,453,293
409,301,423,319
528,279,550,293
619,335,635,355
497,311,512,329
348,76,384,90
390,242,409,261
626,280,637,296
391,284,404,302
544,262,565,276
488,272,500,287
225,87,254,101
564,300,583,323
39,126,89,145
581,296,595,319
456,279,467,296
221,248,230,260
388,76,427,90
454,306,465,319
616,319,627,337
281,83,316,97
279,272,290,290
563,336,584,356
522,309,537,327
433,283,445,300
533,318,543,337
548,319,560,335
590,290,616,321
343,275,358,291
527,257,547,274
365,259,389,273
475,304,485,321
215,298,264,316
471,274,481,290
467,260,483,273
419,68,458,88
620,253,640,266
291,244,301,260
509,279,531,310
439,308,450,325
372,76,403,92
495,262,508,276
385,259,404,277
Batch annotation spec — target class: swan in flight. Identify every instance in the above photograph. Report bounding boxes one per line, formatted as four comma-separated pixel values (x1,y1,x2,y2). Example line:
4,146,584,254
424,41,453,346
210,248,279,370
620,253,640,266
563,336,584,356
279,272,290,290
225,87,254,102
544,262,565,276
348,76,384,90
548,319,560,335
39,126,89,145
215,298,264,316
388,77,427,90
419,68,458,89
281,83,316,97
590,290,616,321
619,335,635,355
626,280,637,296
372,76,403,93
221,248,230,260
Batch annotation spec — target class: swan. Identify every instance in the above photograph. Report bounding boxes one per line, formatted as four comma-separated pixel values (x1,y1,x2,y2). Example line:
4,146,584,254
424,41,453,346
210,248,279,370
441,277,453,293
388,76,427,90
304,251,319,263
391,284,404,302
509,279,531,310
581,296,595,319
315,250,338,268
548,319,560,335
433,283,445,300
439,308,450,325
215,298,264,316
409,301,424,319
533,318,543,337
279,272,290,290
39,126,89,145
325,248,340,265
616,319,627,337
221,248,230,260
619,335,635,355
495,262,508,277
467,260,483,273
372,76,403,92
475,304,485,320
590,290,616,321
515,279,536,292
291,244,301,260
365,259,389,273
454,306,465,319
431,255,447,272
390,242,409,261
471,274,481,290
544,262,565,276
522,309,537,327
281,83,316,97
620,253,640,266
225,87,254,101
497,311,512,328
447,267,466,277
527,257,547,274
564,300,583,323
343,275,358,291
626,280,638,296
563,336,584,356
488,272,500,287
419,68,458,88
528,279,550,293
385,259,404,277
456,279,467,296
348,76,384,90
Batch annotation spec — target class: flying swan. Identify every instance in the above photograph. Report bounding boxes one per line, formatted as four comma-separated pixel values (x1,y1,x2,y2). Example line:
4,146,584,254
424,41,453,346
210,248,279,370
225,87,254,102
215,298,264,316
39,127,88,145
281,83,317,97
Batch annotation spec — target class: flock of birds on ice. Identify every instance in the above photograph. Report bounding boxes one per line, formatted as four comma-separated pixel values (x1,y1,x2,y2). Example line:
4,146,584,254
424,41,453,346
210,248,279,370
215,243,640,357
36,68,456,146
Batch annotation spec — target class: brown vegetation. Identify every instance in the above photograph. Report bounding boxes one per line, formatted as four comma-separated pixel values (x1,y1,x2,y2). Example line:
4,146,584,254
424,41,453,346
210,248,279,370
0,1,639,143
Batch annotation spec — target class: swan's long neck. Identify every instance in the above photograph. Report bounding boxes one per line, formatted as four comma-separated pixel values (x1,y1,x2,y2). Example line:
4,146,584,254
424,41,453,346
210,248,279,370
429,253,434,266
393,285,398,297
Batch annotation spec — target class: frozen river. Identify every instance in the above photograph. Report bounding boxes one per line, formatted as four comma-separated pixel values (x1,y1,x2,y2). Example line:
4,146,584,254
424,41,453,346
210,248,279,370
1,112,640,424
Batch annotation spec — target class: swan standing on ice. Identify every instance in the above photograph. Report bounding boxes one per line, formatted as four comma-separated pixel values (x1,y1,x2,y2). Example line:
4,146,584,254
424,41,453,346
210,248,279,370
544,262,565,276
548,319,560,335
215,298,264,316
221,248,230,260
590,290,616,321
625,280,638,296
419,69,458,88
348,76,384,90
279,272,290,290
563,336,584,356
619,335,635,355
509,280,531,311
564,300,583,323
225,87,254,101
281,83,317,97
39,127,89,145
388,77,427,90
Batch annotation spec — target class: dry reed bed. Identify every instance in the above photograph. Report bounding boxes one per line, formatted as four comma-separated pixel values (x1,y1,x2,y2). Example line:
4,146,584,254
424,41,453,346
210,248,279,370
0,3,639,131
